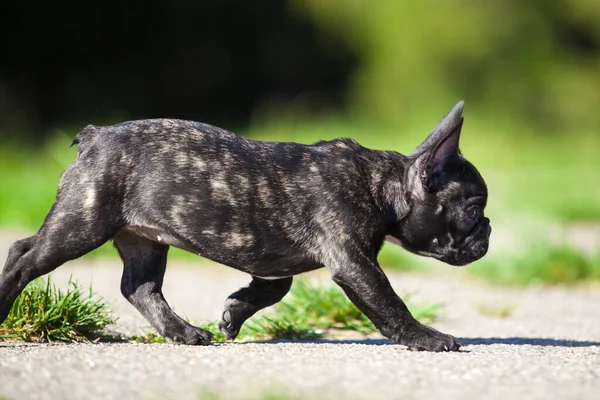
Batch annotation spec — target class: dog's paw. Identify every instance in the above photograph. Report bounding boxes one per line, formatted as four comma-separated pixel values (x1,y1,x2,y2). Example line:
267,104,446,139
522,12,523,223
398,322,462,352
218,310,239,340
166,325,213,346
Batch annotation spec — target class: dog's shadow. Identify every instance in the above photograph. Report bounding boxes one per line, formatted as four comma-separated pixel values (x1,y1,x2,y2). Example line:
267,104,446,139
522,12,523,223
458,337,600,348
245,337,600,348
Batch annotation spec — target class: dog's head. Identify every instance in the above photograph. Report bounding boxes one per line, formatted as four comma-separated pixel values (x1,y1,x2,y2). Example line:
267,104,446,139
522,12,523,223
390,101,491,266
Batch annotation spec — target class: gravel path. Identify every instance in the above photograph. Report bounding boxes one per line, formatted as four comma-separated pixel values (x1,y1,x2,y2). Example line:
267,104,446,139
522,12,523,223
0,232,599,400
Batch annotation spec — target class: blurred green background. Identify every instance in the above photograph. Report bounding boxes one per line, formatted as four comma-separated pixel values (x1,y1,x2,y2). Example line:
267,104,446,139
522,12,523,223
0,0,599,284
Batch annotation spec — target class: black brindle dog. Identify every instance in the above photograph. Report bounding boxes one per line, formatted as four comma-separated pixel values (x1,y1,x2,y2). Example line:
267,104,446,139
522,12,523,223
0,101,490,351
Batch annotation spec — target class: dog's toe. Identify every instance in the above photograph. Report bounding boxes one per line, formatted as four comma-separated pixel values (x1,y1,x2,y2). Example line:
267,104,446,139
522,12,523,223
218,310,240,340
166,326,213,345
401,322,462,352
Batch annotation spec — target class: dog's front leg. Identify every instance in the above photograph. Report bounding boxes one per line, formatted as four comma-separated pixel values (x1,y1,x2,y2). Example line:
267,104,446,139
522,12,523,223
327,257,461,352
219,276,293,340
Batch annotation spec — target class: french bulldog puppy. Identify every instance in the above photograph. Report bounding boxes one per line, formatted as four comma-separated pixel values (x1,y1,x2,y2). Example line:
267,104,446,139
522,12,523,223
0,101,490,351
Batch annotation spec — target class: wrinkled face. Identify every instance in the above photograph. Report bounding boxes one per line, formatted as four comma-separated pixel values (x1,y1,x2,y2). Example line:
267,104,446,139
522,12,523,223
394,156,491,266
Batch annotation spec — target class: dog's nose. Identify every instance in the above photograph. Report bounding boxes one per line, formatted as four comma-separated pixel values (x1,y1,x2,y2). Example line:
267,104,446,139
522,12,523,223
483,218,492,238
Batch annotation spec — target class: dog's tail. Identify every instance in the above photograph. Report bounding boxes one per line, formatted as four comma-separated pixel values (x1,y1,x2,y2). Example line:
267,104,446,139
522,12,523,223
70,125,100,147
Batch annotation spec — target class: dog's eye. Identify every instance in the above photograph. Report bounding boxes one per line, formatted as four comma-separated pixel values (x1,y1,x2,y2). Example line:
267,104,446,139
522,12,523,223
466,206,480,221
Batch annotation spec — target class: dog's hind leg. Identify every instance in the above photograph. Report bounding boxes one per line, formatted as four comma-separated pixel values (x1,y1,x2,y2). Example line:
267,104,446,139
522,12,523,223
219,276,293,340
0,202,118,324
114,230,212,345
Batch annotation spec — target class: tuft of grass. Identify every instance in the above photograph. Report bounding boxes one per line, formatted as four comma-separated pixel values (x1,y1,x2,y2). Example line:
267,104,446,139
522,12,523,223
242,317,323,341
0,276,115,342
128,330,166,343
470,244,600,285
226,280,441,341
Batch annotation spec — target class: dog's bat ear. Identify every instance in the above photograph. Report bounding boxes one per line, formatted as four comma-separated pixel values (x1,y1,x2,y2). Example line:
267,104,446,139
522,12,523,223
411,101,464,190
411,101,464,156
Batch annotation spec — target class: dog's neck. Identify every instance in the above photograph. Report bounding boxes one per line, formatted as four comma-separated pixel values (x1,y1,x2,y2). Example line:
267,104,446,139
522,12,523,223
357,149,412,225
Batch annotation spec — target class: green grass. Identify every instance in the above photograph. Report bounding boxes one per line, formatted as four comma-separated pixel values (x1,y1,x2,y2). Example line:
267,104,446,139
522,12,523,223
128,330,167,343
0,277,115,342
469,244,600,285
213,280,440,342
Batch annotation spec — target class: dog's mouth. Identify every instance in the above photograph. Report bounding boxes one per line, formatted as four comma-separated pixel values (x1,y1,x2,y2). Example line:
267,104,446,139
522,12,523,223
434,219,492,267
463,218,491,246
386,219,491,267
456,219,491,265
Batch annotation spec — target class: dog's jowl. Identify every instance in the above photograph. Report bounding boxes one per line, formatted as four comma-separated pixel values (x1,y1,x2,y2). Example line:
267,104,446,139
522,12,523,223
0,101,490,351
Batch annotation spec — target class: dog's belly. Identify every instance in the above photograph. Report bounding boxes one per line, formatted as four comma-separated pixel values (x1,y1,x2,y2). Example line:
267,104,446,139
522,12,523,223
125,226,189,250
123,225,324,277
